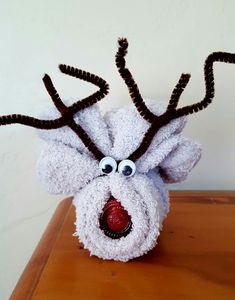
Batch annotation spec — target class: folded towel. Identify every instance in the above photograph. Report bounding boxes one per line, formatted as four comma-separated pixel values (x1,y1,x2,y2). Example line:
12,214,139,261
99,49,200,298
37,100,201,261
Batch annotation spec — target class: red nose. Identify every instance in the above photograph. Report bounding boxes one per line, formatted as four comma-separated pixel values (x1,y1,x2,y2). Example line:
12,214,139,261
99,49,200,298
101,198,131,233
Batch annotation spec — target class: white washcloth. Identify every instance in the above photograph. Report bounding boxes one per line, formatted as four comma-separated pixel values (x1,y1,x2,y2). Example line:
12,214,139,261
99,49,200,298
37,99,201,261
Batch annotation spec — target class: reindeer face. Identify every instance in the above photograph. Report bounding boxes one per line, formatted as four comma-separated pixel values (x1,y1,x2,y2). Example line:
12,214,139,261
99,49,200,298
1,38,235,261
36,100,201,261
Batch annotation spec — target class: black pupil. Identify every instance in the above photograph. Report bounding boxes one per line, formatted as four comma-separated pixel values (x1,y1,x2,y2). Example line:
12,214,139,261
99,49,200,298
102,164,113,174
122,165,132,176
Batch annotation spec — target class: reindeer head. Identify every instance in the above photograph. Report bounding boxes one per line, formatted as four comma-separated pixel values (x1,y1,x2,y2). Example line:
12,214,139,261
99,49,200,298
1,38,235,261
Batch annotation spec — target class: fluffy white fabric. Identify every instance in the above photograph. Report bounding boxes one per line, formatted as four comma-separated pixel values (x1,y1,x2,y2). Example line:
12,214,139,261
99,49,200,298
159,138,201,183
36,99,201,261
74,173,162,262
37,141,100,195
105,100,187,161
37,104,112,156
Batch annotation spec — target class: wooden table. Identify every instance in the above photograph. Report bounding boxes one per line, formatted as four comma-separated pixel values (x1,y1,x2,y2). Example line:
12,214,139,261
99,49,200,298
10,191,235,300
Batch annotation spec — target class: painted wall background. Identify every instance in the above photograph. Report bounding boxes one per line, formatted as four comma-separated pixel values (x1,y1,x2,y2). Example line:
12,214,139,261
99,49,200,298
0,0,235,298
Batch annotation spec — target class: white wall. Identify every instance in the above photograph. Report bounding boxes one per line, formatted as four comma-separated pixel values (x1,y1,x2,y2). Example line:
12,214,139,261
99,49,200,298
0,0,235,298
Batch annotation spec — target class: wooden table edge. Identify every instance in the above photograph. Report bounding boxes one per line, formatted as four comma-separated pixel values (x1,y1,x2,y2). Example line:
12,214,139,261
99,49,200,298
10,197,73,300
9,191,235,299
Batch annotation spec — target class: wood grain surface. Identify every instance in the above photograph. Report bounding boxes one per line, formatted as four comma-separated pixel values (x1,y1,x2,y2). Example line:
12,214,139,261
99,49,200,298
10,191,235,300
10,198,72,300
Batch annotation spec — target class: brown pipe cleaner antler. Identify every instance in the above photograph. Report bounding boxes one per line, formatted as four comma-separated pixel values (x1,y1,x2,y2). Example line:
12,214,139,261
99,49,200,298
0,66,109,161
116,38,235,162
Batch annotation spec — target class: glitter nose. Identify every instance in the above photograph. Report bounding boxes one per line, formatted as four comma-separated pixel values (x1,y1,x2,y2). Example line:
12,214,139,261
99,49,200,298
100,197,132,238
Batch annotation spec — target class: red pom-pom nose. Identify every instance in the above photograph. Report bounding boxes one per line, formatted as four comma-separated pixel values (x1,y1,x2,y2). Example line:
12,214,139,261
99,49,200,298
102,198,131,233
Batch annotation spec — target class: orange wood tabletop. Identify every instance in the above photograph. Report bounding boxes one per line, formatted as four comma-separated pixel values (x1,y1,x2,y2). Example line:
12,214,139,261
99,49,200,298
10,191,235,300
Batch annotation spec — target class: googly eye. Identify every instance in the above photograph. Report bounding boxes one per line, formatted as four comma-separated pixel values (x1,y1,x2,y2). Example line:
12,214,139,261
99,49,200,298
118,159,136,177
99,157,117,175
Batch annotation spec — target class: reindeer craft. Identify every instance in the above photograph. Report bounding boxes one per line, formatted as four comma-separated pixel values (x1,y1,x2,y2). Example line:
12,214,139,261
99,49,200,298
1,38,235,261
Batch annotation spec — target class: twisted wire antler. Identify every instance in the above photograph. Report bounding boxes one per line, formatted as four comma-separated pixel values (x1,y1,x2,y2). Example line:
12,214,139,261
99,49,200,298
115,38,156,123
116,38,235,161
0,66,109,161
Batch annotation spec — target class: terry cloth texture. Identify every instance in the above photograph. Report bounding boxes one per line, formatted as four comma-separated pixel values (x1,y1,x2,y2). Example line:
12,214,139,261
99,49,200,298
37,99,201,261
